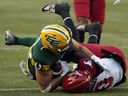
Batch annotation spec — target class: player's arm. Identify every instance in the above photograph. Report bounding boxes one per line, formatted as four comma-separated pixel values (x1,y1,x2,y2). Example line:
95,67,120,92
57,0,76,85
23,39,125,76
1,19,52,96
72,39,108,70
36,70,63,92
36,61,68,92
72,39,93,58
36,69,52,92
16,37,37,47
5,31,37,47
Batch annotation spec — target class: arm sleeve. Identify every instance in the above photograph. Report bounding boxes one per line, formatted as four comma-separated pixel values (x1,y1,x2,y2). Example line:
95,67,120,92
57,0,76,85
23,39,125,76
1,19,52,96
16,37,37,47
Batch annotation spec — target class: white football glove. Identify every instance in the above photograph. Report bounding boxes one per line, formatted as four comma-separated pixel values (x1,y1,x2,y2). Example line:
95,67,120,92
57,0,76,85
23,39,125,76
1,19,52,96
113,0,120,5
59,60,69,77
72,63,78,70
91,55,109,70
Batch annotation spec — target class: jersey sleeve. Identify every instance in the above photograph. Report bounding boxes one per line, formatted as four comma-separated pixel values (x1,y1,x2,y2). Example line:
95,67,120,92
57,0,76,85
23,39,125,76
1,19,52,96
17,37,37,47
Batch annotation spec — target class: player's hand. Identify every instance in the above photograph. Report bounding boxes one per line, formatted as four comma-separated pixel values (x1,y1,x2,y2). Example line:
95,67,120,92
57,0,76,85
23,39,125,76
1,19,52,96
113,0,120,5
91,55,109,70
59,60,69,77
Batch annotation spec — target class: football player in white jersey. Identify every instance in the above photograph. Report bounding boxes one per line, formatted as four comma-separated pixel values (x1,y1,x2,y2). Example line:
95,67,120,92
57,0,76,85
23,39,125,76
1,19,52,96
62,43,127,92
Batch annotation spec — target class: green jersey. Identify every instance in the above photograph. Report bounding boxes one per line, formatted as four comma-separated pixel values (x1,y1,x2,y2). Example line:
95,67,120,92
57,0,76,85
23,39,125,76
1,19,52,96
27,35,64,80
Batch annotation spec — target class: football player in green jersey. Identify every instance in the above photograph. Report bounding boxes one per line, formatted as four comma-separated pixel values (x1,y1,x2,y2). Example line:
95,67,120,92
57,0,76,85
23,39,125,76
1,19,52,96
5,3,106,92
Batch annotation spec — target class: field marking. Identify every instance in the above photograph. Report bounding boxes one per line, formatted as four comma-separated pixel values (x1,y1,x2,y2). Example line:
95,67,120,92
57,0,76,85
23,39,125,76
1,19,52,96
0,47,28,50
0,45,128,50
0,87,128,92
0,88,39,91
119,46,128,49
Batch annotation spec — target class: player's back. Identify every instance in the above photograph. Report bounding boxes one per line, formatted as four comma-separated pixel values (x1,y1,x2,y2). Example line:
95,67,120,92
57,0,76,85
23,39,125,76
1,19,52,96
26,36,63,80
32,36,60,66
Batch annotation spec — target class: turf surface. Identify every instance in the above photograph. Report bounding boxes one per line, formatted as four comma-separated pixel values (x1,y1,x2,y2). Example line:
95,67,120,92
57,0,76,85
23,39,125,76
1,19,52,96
0,0,128,96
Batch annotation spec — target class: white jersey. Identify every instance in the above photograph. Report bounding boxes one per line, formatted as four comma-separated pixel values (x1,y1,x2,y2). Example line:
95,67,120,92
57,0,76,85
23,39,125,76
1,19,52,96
92,58,123,91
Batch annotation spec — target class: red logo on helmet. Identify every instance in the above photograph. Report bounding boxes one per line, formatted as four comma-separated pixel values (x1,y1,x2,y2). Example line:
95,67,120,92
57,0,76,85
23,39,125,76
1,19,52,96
62,70,91,93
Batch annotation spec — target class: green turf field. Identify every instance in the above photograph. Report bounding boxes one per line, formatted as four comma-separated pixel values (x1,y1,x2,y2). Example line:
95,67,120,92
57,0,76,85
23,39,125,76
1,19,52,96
0,0,128,96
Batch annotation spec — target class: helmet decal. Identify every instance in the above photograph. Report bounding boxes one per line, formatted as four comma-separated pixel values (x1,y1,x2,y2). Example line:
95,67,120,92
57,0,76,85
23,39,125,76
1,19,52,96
62,70,91,93
44,27,70,40
41,24,72,52
46,35,60,46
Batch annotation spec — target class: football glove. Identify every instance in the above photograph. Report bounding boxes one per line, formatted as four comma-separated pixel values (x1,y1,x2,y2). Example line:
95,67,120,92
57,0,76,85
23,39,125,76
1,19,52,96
91,55,109,70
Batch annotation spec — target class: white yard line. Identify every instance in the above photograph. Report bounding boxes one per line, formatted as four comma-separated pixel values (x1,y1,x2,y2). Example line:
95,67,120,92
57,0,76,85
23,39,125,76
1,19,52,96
0,45,128,50
0,88,39,91
0,87,127,92
119,46,128,49
0,47,28,50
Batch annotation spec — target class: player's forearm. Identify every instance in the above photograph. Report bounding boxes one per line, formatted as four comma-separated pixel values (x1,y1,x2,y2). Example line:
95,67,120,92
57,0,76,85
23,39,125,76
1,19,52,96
79,44,93,58
40,75,63,92
50,76,63,92
40,61,68,92
16,37,36,47
72,39,93,58
72,40,108,70
79,46,108,70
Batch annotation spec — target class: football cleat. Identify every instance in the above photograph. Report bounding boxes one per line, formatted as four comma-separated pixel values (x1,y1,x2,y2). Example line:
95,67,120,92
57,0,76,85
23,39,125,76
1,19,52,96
5,30,17,45
42,4,56,13
42,3,70,15
76,24,86,32
76,23,102,34
86,23,102,35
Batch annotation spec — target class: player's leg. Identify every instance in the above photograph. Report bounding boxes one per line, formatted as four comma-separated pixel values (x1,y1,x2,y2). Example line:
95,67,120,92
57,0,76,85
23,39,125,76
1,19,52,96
76,22,102,44
74,0,102,43
86,23,102,44
74,0,90,42
42,3,80,42
90,0,105,44
5,30,36,47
